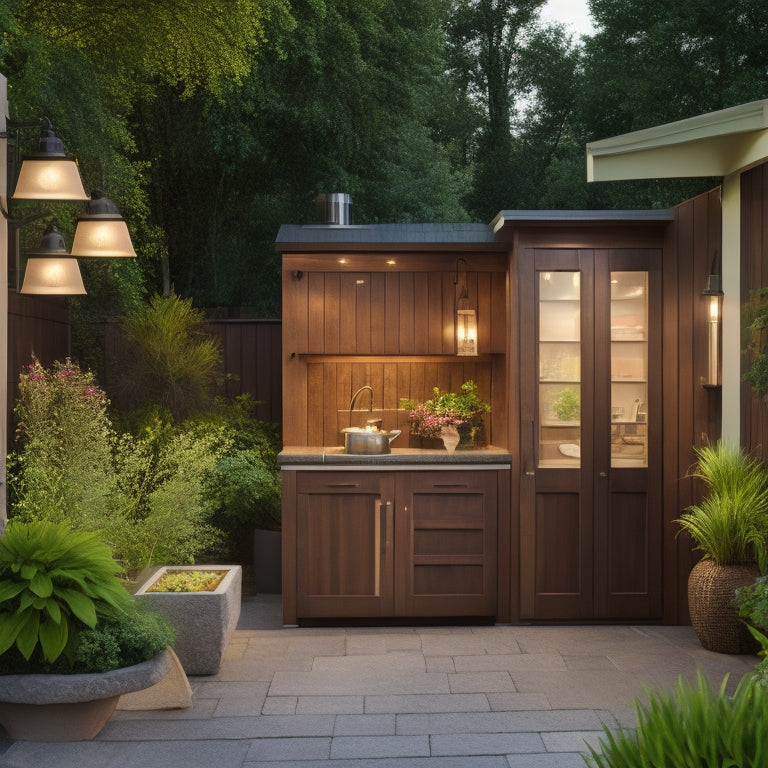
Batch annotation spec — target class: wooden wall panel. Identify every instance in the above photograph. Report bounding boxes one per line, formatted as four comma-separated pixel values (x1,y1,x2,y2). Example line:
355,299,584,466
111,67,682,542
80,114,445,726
284,266,507,358
741,165,768,456
303,359,498,448
663,188,722,623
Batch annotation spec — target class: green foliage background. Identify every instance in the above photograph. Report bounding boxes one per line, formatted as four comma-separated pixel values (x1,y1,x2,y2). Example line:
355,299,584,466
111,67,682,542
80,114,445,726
1,0,768,328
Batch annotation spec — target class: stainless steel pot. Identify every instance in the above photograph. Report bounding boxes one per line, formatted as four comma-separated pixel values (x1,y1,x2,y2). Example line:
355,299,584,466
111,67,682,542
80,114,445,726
342,427,402,455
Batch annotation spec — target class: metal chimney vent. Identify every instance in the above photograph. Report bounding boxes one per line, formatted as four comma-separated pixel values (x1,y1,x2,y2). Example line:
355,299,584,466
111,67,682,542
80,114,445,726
316,193,352,225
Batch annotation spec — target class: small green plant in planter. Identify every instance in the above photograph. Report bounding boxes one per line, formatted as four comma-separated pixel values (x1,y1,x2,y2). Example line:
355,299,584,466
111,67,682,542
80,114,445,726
675,441,768,653
584,672,768,767
147,569,226,593
0,521,176,741
553,387,580,421
0,520,174,673
401,380,490,447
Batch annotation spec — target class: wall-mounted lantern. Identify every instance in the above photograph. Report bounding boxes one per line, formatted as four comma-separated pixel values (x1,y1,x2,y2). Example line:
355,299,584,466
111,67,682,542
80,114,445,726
454,258,477,356
10,118,90,202
4,119,136,293
702,251,723,388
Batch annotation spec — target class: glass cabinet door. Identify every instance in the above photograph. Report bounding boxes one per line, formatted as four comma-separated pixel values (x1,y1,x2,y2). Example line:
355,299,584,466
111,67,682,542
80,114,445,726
610,271,648,467
538,271,581,467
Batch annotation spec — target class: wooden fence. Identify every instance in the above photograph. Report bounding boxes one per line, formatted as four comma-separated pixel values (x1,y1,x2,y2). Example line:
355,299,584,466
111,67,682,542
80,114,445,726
6,294,283,431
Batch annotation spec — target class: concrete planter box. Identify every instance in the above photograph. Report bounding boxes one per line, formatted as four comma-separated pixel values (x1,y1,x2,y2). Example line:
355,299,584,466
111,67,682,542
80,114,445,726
0,649,170,741
135,565,242,676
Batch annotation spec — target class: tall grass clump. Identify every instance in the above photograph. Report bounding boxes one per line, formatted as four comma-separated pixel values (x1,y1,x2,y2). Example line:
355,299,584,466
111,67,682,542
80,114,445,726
584,672,768,767
675,442,768,570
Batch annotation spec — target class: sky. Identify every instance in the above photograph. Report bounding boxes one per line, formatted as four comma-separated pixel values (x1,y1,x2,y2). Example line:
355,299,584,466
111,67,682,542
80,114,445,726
540,0,595,37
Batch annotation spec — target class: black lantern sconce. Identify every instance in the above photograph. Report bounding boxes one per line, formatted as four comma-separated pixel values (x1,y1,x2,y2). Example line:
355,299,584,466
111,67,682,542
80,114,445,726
702,250,723,388
454,257,478,356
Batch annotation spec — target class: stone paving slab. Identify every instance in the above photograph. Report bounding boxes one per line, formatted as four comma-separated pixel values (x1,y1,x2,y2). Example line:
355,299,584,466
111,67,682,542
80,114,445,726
0,594,760,768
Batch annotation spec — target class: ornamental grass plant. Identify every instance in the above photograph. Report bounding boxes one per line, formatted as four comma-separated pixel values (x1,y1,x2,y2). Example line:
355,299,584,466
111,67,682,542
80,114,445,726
584,672,768,768
675,442,768,570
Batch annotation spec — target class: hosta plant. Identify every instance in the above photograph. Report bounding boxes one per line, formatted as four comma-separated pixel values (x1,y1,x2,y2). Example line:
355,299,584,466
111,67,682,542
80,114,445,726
0,520,132,665
584,672,768,767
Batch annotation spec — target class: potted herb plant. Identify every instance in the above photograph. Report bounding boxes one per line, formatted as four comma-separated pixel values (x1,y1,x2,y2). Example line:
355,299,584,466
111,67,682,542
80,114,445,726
0,521,175,741
675,442,768,653
401,380,490,449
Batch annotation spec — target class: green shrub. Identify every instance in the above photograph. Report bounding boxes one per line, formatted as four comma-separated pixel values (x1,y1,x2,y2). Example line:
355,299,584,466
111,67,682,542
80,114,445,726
108,417,225,572
584,672,768,767
116,293,222,420
0,521,132,664
736,574,768,632
186,395,282,535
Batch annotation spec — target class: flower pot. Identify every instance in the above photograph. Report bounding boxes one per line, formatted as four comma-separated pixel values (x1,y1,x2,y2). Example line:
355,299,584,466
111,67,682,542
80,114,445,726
135,565,242,675
687,559,760,654
440,425,460,453
0,649,170,741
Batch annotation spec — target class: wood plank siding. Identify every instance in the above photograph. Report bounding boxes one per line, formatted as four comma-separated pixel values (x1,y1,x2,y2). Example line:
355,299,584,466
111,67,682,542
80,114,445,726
664,188,723,623
281,255,508,448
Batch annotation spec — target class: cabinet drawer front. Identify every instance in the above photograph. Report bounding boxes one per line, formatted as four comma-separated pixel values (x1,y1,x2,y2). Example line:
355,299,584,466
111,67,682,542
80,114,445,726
296,471,385,494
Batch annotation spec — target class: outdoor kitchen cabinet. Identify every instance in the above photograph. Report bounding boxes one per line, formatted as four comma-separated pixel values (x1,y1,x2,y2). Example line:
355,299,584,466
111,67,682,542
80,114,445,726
283,468,499,623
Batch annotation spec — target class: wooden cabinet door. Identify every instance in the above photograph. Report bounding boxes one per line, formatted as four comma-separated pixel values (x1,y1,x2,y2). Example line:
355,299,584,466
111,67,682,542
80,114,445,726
394,471,497,618
296,472,395,618
519,248,662,621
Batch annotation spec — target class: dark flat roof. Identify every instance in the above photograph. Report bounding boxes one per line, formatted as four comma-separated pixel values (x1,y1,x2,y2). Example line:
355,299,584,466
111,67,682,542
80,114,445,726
276,210,674,250
275,223,494,245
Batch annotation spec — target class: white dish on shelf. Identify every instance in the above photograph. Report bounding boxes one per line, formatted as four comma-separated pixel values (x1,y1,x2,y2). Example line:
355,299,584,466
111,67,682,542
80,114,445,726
558,443,581,458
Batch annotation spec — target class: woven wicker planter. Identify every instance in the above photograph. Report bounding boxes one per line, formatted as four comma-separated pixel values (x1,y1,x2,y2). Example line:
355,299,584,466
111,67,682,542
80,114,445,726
687,559,760,654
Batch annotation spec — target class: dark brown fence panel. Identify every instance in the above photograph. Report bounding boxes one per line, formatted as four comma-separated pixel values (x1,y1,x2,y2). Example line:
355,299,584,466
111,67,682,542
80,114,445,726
206,319,282,425
7,293,72,425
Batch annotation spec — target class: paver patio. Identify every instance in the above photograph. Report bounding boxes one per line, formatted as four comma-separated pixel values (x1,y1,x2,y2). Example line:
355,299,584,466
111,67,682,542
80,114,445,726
0,594,758,768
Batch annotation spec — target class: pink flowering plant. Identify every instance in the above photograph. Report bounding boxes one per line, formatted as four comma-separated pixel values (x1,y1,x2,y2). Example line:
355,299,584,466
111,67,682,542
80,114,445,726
400,380,490,440
10,358,116,529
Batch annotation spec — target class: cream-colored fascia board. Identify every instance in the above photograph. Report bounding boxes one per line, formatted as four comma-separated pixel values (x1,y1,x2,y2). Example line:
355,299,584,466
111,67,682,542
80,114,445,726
587,130,768,181
587,99,768,181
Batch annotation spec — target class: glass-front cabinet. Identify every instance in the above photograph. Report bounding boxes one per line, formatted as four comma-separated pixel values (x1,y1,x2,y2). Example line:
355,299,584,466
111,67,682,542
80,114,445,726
610,271,648,468
537,270,649,469
538,271,581,467
521,248,662,622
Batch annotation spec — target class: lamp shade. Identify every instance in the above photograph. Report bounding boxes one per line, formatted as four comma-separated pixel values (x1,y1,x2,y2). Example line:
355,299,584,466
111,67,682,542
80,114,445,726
69,192,137,257
20,224,86,295
21,258,86,295
11,119,90,201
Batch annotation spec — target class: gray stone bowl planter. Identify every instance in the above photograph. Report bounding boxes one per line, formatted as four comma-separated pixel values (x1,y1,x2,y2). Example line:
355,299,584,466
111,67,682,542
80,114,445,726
134,565,242,675
0,648,171,741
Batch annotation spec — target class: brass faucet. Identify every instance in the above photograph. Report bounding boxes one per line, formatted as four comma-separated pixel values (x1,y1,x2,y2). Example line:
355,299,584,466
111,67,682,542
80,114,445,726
348,385,374,414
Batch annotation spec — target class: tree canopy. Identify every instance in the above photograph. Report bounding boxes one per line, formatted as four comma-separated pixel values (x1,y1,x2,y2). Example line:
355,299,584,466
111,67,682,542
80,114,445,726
2,0,767,326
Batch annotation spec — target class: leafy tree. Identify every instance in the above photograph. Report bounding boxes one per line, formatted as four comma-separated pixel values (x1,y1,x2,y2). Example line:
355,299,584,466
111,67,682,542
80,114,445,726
131,0,469,311
446,0,547,219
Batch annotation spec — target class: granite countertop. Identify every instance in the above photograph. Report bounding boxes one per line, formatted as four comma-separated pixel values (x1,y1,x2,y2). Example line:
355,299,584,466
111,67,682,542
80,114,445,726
278,445,511,467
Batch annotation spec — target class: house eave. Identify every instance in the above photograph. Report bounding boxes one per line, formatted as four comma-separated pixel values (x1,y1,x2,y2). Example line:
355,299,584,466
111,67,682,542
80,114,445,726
587,99,768,181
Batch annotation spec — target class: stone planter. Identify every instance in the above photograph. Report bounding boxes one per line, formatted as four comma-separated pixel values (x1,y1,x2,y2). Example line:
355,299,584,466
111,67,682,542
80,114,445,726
0,649,170,741
135,565,242,675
